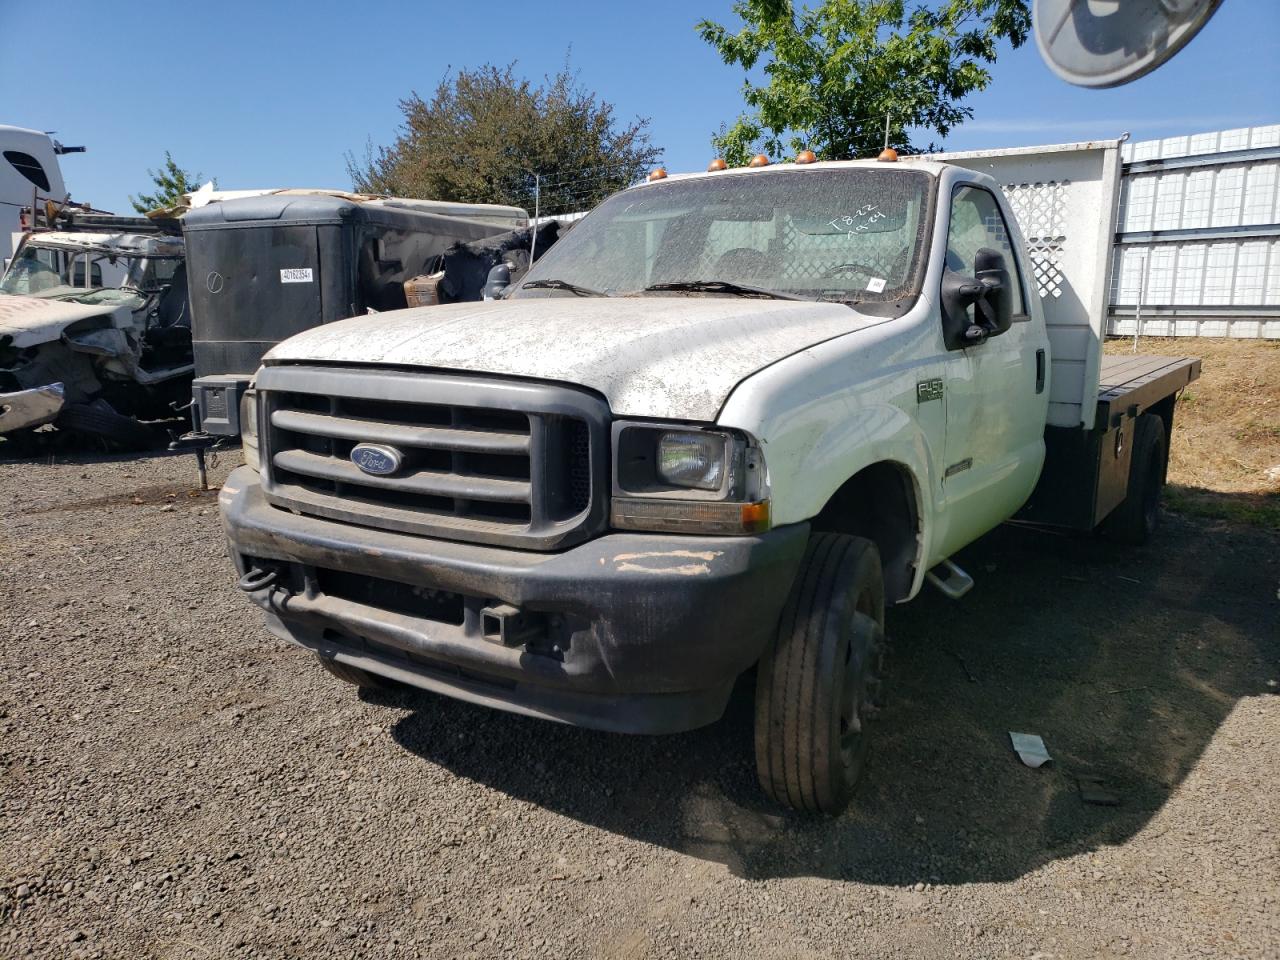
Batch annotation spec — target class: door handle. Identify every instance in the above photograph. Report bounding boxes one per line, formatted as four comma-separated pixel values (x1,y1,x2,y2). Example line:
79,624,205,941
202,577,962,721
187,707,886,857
1035,349,1046,394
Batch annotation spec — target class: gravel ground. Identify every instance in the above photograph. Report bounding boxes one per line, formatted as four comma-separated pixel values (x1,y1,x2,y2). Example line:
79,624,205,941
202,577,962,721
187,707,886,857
1,449,1277,960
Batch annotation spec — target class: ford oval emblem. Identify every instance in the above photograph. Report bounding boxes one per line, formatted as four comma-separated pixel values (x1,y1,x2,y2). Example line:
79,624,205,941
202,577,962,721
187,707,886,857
351,443,403,476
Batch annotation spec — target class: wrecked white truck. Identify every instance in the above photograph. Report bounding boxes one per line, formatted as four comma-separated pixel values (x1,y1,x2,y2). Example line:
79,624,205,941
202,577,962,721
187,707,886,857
0,219,190,447
220,140,1198,813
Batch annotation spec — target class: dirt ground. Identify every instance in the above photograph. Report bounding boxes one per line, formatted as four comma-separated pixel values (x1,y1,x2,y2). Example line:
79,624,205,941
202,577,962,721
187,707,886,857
2,345,1278,959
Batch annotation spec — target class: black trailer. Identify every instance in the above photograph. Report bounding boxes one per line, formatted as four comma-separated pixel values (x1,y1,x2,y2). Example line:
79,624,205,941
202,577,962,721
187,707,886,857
180,192,525,438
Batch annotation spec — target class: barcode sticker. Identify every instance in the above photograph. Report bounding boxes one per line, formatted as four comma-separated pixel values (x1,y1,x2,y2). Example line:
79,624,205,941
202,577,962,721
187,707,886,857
866,277,887,293
280,268,313,283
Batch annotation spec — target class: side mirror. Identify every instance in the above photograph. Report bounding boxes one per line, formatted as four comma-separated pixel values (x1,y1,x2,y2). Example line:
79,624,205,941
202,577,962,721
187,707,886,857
974,248,1013,336
483,263,512,301
940,247,1013,350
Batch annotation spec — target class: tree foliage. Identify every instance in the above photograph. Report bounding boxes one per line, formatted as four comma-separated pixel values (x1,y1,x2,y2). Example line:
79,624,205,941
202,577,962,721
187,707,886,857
347,63,662,216
698,0,1031,165
130,152,210,213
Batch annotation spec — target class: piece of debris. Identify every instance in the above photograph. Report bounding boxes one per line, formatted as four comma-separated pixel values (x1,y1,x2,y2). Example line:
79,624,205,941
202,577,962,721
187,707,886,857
1010,732,1052,768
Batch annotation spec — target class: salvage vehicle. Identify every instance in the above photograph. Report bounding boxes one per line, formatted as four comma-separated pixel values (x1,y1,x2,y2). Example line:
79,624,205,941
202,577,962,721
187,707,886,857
219,139,1199,813
0,218,189,446
179,191,526,442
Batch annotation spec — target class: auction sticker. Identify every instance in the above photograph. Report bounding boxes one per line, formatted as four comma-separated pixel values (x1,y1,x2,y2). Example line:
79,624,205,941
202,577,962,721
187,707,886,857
866,277,887,293
280,268,313,283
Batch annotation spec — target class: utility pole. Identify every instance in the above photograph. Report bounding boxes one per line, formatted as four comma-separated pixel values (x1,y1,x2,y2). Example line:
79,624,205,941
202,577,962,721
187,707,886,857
529,173,541,264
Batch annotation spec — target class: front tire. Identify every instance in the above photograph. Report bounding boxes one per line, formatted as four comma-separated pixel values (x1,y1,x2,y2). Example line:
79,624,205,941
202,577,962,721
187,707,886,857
755,533,886,815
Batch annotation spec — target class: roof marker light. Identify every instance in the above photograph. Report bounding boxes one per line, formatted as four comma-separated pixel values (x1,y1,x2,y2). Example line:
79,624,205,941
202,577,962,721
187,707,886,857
877,148,899,162
748,154,770,168
707,158,727,171
795,150,817,164
648,167,668,181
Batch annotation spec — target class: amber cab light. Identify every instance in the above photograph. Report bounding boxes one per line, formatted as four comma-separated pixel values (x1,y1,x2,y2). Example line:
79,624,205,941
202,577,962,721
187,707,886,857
748,154,770,167
707,158,727,171
795,150,817,164
648,167,668,181
877,148,899,162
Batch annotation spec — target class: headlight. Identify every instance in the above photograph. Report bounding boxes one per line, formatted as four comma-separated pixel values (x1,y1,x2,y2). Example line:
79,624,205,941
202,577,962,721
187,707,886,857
240,389,260,471
657,431,727,490
612,423,769,535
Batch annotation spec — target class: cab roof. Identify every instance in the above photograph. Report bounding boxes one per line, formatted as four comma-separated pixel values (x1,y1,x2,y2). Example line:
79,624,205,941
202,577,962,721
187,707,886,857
627,156,955,191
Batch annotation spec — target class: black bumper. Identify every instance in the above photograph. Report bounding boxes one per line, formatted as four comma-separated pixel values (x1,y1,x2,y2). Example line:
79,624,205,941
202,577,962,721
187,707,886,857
219,467,808,733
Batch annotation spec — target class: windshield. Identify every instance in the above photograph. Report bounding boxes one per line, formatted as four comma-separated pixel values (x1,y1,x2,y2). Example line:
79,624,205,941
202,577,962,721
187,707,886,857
515,168,932,303
0,242,177,302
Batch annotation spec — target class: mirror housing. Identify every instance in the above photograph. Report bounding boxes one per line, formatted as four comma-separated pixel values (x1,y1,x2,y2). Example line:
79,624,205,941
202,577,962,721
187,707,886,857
940,247,1013,350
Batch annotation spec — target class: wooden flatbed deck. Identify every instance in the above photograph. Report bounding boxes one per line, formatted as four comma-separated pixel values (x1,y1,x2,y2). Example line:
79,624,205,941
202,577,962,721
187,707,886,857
1096,354,1201,428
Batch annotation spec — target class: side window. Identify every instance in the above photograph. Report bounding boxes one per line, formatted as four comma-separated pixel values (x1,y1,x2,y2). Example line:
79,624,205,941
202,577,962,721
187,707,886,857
4,151,51,192
946,185,1026,317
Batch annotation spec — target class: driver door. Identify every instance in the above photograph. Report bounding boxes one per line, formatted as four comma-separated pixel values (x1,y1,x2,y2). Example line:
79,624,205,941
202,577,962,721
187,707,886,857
937,184,1045,552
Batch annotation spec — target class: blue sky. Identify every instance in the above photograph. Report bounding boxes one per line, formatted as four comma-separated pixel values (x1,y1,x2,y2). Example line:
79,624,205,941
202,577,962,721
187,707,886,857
2,0,1276,214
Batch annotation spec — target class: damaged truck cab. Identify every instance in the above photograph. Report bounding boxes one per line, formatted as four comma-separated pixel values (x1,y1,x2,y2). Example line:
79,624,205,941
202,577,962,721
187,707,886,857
220,142,1197,813
0,221,189,443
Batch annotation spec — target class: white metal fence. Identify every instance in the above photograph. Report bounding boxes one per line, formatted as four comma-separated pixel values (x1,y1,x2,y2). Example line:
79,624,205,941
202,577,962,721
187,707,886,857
1109,125,1280,339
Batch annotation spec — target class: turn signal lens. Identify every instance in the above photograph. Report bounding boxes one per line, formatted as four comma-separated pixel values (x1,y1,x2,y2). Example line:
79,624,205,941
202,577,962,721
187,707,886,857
748,154,770,168
611,498,771,536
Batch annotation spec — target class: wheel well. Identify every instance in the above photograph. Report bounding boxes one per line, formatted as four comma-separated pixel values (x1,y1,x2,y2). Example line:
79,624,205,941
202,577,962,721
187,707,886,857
810,462,921,603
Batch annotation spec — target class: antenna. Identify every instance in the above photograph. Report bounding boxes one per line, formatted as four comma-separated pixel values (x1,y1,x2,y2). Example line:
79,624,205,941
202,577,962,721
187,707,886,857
1033,0,1224,89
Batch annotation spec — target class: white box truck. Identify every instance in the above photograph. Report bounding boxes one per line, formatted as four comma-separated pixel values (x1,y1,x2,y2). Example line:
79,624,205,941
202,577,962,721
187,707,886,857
217,139,1198,814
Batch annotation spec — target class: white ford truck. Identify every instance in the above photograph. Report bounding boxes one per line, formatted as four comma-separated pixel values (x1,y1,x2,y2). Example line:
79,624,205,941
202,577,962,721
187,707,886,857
220,139,1198,814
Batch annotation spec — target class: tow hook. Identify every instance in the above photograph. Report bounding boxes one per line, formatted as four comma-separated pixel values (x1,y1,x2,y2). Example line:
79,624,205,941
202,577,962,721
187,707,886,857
236,566,279,592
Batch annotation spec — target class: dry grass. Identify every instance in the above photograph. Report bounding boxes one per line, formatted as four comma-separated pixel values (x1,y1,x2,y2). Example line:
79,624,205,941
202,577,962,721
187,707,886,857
1105,336,1280,528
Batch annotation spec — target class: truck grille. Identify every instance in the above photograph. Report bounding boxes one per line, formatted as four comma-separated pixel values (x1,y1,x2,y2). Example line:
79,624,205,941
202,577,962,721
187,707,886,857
255,365,609,549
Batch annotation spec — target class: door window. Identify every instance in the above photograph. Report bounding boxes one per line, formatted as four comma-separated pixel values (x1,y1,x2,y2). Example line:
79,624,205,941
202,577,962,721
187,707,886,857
946,186,1026,316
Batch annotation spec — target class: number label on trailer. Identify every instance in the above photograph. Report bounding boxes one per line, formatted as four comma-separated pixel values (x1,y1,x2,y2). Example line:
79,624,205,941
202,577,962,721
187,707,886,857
280,268,313,283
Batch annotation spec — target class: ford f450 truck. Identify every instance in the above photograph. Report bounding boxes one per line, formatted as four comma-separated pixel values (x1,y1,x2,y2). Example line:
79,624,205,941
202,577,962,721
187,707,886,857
219,139,1199,814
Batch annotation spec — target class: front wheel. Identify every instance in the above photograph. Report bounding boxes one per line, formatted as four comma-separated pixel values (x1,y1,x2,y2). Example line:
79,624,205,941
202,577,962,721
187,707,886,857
754,532,886,815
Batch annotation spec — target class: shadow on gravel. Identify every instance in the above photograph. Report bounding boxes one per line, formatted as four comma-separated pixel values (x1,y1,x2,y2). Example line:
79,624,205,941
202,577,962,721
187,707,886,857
385,511,1278,886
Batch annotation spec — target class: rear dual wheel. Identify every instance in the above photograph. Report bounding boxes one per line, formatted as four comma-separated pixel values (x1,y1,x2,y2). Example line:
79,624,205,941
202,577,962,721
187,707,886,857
1104,414,1168,546
755,533,886,815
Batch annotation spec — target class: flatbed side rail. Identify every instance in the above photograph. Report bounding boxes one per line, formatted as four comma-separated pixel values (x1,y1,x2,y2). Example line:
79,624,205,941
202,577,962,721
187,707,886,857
1095,354,1201,428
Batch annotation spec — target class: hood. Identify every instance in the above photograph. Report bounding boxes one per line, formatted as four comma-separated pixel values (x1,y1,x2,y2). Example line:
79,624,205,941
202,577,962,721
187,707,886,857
264,296,889,420
0,294,119,349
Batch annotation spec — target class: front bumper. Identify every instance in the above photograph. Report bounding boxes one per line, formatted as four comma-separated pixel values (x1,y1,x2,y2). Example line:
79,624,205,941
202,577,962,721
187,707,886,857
0,382,64,434
220,467,808,733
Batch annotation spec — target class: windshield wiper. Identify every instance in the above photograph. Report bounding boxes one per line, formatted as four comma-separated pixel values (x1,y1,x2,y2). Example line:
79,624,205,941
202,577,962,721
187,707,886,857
521,278,608,297
642,279,813,301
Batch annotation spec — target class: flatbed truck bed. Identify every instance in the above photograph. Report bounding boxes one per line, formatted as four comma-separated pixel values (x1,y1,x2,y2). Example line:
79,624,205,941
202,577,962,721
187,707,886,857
1019,351,1200,532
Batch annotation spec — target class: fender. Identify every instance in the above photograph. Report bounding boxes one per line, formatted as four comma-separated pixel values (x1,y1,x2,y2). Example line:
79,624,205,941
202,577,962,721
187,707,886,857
718,309,948,600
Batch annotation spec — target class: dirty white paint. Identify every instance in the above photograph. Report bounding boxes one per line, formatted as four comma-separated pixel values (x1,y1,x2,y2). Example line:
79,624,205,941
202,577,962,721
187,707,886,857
0,295,115,349
264,296,890,422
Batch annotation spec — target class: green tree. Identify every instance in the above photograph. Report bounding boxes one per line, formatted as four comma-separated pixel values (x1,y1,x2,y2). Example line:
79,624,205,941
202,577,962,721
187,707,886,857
346,62,662,216
699,0,1031,165
130,152,211,213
